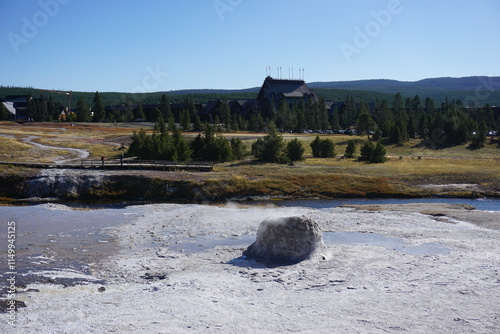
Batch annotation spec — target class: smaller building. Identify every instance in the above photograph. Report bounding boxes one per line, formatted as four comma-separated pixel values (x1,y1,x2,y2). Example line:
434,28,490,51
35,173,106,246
4,95,31,120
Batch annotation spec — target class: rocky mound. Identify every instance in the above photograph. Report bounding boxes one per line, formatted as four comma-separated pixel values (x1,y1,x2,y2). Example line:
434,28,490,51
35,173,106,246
243,216,326,264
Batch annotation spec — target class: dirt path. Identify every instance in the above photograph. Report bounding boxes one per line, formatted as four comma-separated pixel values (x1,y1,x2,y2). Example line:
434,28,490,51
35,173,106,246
21,135,89,164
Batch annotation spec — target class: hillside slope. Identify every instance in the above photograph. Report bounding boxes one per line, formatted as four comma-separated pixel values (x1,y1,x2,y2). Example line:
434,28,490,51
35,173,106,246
2,76,499,106
308,76,500,105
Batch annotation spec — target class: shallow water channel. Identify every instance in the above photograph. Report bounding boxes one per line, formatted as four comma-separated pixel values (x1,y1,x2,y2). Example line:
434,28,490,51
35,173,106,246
0,198,498,291
272,197,500,212
0,204,135,290
323,232,452,255
167,231,453,255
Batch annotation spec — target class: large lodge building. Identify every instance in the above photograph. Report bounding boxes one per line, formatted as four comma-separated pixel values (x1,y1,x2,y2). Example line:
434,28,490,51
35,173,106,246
151,76,320,123
3,76,499,124
1,77,320,122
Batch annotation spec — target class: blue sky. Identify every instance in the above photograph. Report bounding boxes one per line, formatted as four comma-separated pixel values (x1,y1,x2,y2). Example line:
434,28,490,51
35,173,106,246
1,0,499,92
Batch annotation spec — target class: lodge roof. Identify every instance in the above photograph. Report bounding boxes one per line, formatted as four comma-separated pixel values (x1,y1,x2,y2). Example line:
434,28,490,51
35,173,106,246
4,95,30,102
257,76,316,102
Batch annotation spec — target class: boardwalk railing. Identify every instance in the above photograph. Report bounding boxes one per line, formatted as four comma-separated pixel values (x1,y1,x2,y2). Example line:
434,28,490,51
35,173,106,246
79,158,213,171
0,158,213,172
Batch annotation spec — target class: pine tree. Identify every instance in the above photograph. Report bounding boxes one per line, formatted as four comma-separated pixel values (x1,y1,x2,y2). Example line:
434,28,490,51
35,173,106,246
417,114,428,140
172,127,191,161
47,96,58,120
320,138,336,158
310,136,336,158
219,99,231,130
26,94,36,120
356,105,375,139
276,101,290,131
230,114,238,131
230,138,248,160
391,126,403,146
184,95,197,119
154,115,167,136
134,104,146,121
124,94,135,121
346,96,357,126
318,97,329,131
193,115,203,131
392,93,405,123
344,140,356,158
128,128,148,157
330,111,340,131
407,114,416,138
37,95,49,121
92,91,105,122
370,142,387,163
373,128,383,141
295,102,306,132
251,121,286,163
0,102,11,120
374,99,392,126
424,97,435,114
180,109,191,130
360,142,375,161
150,107,161,122
471,121,487,148
310,100,320,131
287,138,305,162
76,96,91,122
160,94,172,121
310,136,322,158
411,95,423,123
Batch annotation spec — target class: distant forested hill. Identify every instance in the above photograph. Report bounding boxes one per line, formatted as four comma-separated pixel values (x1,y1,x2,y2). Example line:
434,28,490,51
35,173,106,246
2,76,499,107
308,76,500,106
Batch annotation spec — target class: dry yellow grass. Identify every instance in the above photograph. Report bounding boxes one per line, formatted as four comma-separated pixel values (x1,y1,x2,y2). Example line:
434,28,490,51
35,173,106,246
1,122,499,197
0,136,32,160
0,122,135,161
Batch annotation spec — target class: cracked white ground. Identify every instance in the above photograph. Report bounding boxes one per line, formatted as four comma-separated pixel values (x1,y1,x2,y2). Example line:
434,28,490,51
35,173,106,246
2,203,499,333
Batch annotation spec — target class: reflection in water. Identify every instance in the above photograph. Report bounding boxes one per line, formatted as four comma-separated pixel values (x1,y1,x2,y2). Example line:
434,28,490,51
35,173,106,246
323,232,452,255
273,198,500,211
0,205,134,290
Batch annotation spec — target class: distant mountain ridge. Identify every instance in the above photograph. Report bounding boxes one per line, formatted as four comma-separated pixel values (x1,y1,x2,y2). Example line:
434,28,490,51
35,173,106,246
307,76,500,93
2,76,499,106
169,76,500,95
166,76,500,103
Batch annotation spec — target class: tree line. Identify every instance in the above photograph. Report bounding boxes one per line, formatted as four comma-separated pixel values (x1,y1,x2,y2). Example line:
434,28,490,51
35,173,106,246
128,118,249,163
353,94,498,148
6,89,499,150
128,119,388,164
267,93,498,149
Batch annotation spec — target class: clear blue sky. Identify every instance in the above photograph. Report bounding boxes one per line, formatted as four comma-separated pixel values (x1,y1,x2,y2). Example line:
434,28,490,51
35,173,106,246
1,0,499,92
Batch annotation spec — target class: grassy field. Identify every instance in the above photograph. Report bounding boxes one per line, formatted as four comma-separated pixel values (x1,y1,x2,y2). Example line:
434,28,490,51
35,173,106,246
0,122,135,162
1,121,499,199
